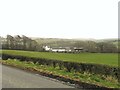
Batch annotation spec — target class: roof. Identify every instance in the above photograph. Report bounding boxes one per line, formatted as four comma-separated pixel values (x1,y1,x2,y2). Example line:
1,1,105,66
52,47,66,49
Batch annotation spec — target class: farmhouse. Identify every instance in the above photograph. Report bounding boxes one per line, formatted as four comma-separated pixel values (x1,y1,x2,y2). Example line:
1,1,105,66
43,46,51,51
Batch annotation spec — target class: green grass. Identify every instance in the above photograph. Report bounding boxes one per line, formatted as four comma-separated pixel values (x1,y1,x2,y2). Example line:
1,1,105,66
1,50,118,67
1,59,119,88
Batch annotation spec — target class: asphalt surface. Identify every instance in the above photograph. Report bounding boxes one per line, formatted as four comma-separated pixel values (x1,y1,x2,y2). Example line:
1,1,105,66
2,65,74,88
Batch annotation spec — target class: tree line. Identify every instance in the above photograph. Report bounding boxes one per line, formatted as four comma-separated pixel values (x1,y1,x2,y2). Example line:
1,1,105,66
73,41,118,53
1,35,43,51
1,35,119,53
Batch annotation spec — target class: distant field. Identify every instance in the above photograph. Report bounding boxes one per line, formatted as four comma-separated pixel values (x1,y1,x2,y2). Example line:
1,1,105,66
1,50,118,67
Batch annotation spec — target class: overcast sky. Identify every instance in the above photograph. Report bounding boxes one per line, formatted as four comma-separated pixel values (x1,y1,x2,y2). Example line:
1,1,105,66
0,0,119,39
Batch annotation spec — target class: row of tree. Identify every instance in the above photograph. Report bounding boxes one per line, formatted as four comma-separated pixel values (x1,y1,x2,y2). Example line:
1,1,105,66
1,35,42,51
73,41,118,53
1,35,119,53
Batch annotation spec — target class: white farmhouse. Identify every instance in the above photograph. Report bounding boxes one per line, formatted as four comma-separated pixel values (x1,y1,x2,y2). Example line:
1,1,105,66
43,46,51,51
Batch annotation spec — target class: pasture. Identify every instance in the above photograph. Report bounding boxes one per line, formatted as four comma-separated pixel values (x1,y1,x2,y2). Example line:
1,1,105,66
1,50,118,67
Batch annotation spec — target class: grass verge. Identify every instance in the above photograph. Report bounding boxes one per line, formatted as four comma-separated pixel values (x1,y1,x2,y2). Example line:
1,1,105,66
1,59,119,89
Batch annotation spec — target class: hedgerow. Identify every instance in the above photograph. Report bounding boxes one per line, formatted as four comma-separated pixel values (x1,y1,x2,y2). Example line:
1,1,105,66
1,53,119,79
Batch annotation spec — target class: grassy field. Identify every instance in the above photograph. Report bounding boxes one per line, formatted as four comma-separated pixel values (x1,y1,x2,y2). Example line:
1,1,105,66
1,50,118,67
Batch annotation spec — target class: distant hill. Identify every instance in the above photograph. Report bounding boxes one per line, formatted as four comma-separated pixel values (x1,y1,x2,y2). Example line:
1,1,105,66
96,38,118,48
31,37,119,48
31,38,79,47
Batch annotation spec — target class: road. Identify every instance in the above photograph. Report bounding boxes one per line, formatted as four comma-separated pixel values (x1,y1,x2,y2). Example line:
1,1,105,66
2,65,74,88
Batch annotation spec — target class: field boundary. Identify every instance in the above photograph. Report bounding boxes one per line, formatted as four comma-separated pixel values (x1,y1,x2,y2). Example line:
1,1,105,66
1,53,119,79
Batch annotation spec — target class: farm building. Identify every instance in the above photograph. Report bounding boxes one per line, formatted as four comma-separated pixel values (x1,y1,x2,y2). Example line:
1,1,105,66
51,47,66,52
73,47,84,53
43,46,70,52
43,46,51,51
43,46,84,53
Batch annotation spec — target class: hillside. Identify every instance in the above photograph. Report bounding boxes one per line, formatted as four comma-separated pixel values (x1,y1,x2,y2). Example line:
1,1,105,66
32,37,119,47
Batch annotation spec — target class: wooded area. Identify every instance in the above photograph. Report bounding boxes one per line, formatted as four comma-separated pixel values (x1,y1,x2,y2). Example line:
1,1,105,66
1,35,42,51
